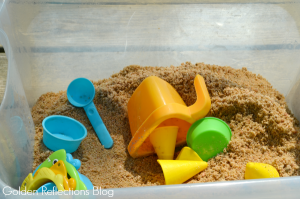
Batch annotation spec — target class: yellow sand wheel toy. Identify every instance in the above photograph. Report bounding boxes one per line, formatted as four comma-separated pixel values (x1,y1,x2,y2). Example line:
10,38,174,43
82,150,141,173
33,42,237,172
21,160,77,192
21,150,93,193
20,167,65,192
127,74,211,158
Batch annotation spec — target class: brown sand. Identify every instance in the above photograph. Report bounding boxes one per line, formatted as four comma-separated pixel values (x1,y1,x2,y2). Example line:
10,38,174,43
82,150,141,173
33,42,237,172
31,62,300,188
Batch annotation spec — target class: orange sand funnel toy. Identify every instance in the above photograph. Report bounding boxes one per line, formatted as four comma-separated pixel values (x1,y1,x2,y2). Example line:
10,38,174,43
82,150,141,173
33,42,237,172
127,74,211,158
149,126,178,160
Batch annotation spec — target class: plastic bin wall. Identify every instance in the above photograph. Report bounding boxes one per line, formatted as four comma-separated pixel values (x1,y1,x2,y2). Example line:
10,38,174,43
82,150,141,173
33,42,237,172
1,0,300,198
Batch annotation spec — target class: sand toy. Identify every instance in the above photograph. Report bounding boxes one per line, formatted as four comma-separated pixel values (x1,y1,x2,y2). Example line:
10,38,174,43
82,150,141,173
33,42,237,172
127,74,211,158
67,77,113,149
186,117,232,161
157,146,206,185
42,115,87,153
149,126,178,160
176,146,203,161
157,160,207,185
22,149,93,192
21,167,66,191
245,162,280,179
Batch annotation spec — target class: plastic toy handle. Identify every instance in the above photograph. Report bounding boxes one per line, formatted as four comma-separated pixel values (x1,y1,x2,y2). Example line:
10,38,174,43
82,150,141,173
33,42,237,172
188,75,211,120
83,102,113,149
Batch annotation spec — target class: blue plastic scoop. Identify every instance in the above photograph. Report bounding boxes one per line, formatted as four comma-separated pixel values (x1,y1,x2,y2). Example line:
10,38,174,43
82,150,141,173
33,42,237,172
67,78,113,149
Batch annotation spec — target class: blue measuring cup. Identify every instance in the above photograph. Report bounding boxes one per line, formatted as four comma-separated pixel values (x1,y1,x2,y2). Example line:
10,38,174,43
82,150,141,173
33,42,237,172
67,78,113,149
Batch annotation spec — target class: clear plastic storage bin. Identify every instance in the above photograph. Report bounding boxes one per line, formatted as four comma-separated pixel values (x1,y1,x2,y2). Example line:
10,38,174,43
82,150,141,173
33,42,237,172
1,0,300,198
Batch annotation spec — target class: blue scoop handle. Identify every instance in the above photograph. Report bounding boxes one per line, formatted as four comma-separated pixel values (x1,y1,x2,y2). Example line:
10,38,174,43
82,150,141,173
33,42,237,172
83,102,113,149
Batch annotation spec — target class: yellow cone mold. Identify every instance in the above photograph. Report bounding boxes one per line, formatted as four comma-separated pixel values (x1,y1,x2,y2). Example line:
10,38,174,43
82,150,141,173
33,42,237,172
127,74,211,158
245,162,280,179
149,126,178,160
176,146,203,161
157,160,208,185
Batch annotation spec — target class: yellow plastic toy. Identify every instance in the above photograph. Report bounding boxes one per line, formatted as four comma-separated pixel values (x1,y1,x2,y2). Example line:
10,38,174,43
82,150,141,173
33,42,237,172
149,126,178,160
49,160,76,190
176,146,203,161
157,160,208,185
21,160,77,192
127,74,211,158
245,162,280,179
20,167,65,191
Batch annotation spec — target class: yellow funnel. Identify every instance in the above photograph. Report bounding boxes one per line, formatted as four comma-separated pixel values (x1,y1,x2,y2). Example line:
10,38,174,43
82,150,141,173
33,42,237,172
176,146,203,161
157,160,207,185
245,162,279,179
149,126,178,160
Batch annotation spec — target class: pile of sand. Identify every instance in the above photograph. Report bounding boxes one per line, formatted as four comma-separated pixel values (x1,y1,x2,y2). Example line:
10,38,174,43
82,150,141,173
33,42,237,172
31,62,300,188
